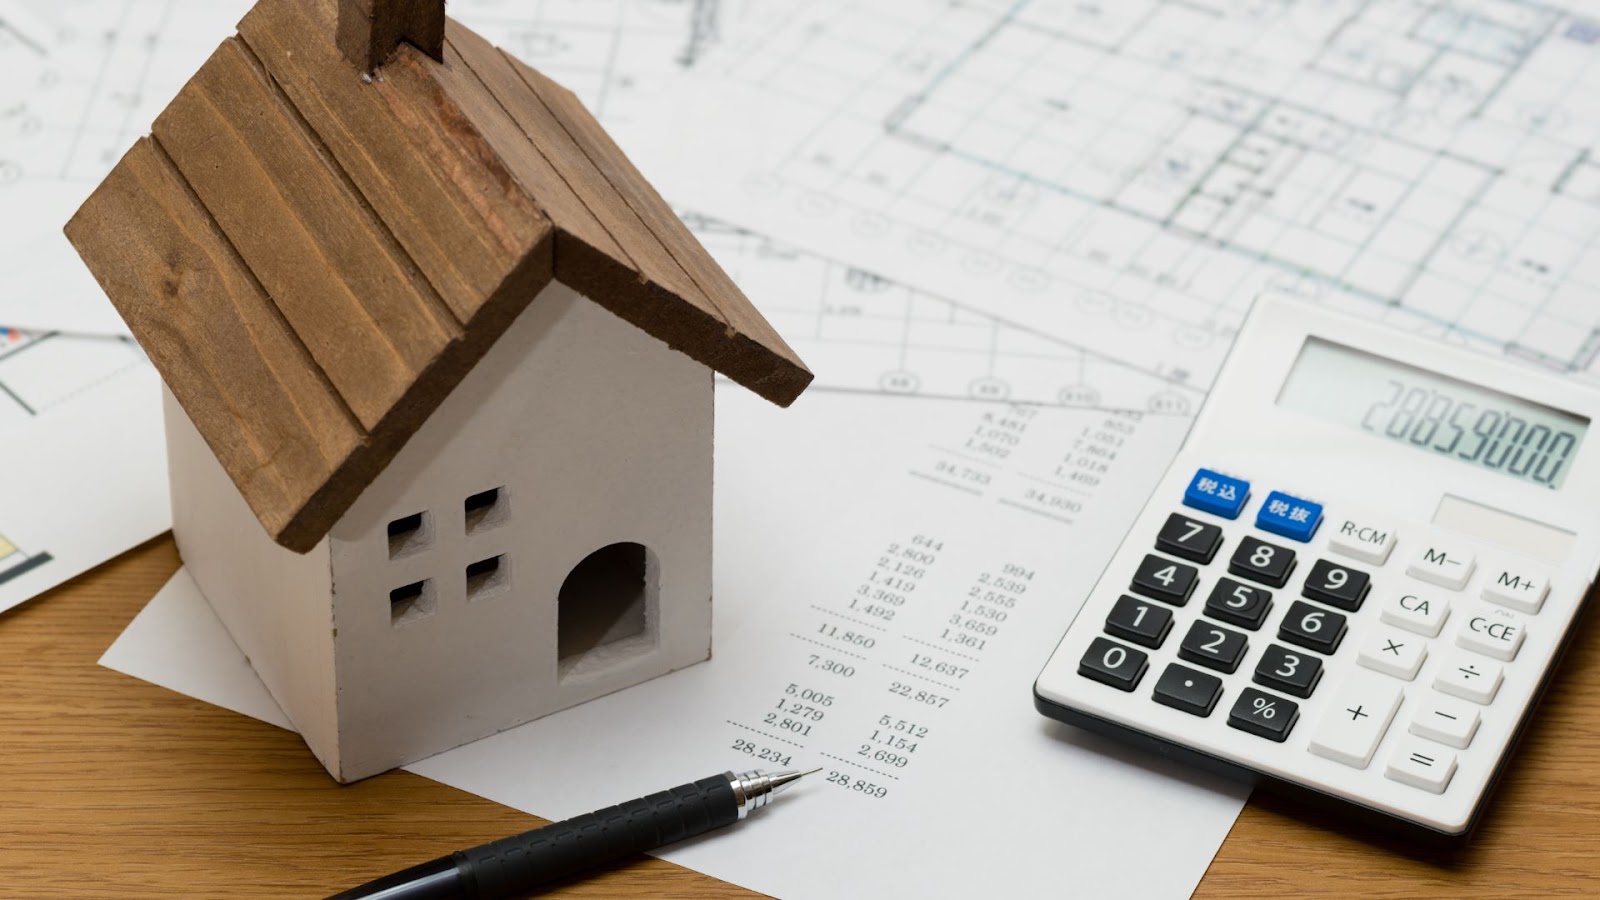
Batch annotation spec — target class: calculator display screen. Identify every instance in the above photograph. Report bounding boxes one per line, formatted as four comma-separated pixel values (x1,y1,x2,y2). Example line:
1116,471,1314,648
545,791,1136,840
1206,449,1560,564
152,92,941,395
1277,338,1588,490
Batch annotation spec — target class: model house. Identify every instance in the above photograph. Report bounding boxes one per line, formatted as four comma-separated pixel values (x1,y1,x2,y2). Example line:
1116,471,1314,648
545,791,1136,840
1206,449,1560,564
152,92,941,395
64,0,810,782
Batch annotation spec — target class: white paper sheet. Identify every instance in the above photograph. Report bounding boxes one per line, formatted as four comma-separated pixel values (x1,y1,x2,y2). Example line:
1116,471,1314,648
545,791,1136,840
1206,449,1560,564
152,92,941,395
609,0,1600,407
103,388,1248,900
0,327,167,615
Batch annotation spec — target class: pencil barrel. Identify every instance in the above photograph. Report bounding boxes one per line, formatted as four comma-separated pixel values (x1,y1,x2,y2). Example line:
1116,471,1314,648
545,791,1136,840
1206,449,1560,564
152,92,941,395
456,774,738,898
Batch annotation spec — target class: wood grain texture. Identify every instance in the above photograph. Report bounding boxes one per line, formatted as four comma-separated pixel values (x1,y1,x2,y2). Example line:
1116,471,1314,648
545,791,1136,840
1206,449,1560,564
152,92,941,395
336,0,445,71
67,0,811,552
62,139,364,548
154,36,460,430
6,537,1600,897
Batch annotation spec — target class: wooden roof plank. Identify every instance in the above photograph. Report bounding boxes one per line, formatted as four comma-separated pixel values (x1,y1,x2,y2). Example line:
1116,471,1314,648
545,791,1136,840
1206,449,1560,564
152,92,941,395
427,25,634,285
444,27,712,314
64,138,364,541
153,37,458,429
505,56,814,405
237,0,548,326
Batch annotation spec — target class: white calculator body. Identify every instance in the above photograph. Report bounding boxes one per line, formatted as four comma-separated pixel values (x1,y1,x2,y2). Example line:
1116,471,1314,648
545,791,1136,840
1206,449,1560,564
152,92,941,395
1034,295,1600,839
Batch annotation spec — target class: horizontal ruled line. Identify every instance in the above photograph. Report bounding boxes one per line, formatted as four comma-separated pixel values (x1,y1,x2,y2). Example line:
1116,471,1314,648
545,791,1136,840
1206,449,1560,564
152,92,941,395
789,634,869,659
882,665,963,691
929,446,1003,468
909,471,984,495
1016,472,1093,496
901,635,982,661
810,605,889,631
997,497,1074,524
820,752,901,780
726,720,807,748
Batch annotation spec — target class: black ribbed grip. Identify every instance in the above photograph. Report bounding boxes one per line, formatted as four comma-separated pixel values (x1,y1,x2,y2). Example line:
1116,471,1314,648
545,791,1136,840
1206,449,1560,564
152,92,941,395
456,774,738,898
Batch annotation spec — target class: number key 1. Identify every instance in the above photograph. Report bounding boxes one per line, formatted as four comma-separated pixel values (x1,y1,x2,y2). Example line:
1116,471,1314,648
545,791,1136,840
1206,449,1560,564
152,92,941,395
1155,513,1223,563
1104,595,1173,649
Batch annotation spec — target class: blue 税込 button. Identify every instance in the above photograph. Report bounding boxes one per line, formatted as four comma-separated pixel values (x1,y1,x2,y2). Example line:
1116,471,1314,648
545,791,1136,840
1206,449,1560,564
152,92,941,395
1183,468,1250,519
1256,490,1323,542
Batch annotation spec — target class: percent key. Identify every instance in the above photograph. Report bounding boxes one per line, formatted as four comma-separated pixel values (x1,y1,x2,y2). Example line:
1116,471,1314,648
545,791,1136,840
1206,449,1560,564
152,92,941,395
1228,688,1299,742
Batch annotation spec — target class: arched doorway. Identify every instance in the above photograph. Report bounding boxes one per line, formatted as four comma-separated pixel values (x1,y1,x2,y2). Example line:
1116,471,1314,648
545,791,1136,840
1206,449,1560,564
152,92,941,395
557,542,657,679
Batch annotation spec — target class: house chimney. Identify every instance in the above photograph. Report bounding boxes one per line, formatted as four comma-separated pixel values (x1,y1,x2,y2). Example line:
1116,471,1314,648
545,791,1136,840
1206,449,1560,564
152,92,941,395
338,0,447,73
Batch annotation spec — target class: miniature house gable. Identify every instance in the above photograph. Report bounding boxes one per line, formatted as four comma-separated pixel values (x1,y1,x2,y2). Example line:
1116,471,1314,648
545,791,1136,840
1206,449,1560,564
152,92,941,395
65,0,810,554
170,281,714,781
65,0,810,782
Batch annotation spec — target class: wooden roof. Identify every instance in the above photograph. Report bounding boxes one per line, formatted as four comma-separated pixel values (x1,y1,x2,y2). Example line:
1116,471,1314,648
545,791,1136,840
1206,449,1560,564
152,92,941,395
65,0,811,553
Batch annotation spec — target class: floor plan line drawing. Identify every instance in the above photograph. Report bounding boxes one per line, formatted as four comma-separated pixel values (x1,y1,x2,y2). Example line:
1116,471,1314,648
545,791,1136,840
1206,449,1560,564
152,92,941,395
685,211,1206,412
650,0,1600,406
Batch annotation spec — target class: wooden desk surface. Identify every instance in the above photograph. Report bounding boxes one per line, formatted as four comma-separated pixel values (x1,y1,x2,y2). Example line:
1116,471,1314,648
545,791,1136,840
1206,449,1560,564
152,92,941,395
5,535,1600,898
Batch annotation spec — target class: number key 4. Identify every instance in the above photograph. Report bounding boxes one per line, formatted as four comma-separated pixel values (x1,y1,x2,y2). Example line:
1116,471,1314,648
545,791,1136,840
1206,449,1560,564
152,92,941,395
1130,554,1199,606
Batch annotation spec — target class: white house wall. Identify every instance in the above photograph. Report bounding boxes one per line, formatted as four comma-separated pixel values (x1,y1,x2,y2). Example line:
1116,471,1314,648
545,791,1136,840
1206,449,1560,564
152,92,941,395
327,281,714,781
164,387,340,771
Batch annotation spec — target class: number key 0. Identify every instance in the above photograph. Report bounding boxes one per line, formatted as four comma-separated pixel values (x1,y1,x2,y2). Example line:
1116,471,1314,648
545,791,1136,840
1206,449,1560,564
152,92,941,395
1278,600,1347,655
1078,637,1148,691
1301,559,1371,611
1229,535,1296,588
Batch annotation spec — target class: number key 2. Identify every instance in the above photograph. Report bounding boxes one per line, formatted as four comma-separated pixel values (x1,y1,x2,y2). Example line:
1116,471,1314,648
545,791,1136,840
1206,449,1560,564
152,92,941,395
1301,559,1371,611
1155,513,1223,564
1104,595,1173,649
1229,535,1296,588
1078,637,1148,691
1253,643,1323,698
1130,554,1199,606
1178,619,1249,674
1204,578,1272,631
1278,600,1348,655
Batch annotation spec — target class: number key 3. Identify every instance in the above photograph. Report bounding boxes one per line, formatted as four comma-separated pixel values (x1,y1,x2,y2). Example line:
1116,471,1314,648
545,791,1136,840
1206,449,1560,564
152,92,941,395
1253,643,1323,698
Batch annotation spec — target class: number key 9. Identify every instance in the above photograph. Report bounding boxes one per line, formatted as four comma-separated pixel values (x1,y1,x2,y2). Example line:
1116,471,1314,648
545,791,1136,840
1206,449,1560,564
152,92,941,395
1302,559,1371,611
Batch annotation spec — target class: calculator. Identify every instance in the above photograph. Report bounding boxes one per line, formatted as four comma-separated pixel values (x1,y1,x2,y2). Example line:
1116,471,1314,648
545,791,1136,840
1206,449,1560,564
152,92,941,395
1034,294,1600,840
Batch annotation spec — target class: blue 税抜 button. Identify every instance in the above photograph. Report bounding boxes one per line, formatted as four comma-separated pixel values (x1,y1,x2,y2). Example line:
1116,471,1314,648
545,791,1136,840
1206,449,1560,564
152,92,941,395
1256,491,1323,543
1183,468,1250,519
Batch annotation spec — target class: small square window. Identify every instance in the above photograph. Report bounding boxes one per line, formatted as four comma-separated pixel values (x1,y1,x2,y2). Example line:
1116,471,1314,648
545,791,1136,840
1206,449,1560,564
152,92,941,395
389,579,434,626
387,511,431,559
466,554,508,601
464,487,507,534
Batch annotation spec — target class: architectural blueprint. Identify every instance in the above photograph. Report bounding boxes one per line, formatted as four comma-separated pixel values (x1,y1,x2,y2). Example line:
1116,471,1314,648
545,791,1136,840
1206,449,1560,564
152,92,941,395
0,0,1100,407
0,326,166,614
621,0,1600,410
